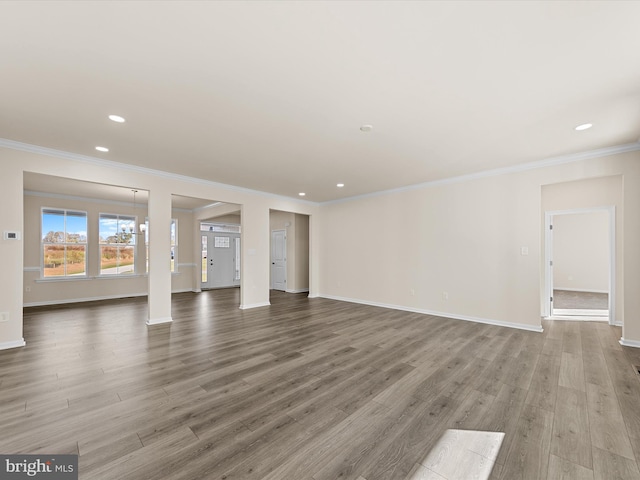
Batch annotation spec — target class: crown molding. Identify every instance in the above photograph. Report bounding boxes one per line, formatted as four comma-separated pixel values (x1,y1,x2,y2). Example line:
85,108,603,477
1,138,319,206
322,141,640,206
6,137,639,207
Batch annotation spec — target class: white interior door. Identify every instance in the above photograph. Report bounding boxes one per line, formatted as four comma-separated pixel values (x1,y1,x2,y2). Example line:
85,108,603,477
271,229,286,291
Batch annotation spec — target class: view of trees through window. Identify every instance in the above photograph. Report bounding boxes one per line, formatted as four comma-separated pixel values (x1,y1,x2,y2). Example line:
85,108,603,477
42,209,177,278
42,209,88,277
144,218,177,273
99,214,136,275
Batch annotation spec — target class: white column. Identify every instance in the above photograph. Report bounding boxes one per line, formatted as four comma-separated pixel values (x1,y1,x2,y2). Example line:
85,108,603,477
193,215,202,293
240,203,270,309
147,189,173,325
308,212,320,298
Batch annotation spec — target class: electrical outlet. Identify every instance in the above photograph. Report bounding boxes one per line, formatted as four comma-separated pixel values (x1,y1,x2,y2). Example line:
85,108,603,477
410,289,415,296
0,312,9,323
443,292,449,300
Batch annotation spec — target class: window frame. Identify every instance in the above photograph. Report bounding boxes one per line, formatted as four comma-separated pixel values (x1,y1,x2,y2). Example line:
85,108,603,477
41,208,88,278
98,212,138,276
145,218,178,273
170,218,178,273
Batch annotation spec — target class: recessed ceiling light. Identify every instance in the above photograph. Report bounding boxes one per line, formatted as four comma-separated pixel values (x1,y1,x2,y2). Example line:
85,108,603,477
108,114,126,123
575,123,593,131
299,192,306,197
95,146,109,152
360,124,373,132
337,183,345,188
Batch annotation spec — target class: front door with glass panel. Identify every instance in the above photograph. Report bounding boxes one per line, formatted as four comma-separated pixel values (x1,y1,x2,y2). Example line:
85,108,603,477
201,231,240,289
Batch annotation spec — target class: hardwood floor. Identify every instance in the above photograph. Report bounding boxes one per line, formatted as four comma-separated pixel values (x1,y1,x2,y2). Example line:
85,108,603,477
553,290,609,310
2,290,640,479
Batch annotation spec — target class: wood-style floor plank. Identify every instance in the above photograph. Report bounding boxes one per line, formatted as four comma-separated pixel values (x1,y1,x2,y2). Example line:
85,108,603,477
586,383,635,460
551,386,592,470
498,403,554,480
548,454,594,480
559,351,586,392
0,290,639,479
592,446,640,480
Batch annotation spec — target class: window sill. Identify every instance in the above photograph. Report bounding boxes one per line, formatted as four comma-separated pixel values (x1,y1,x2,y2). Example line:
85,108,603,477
36,274,147,283
35,272,182,282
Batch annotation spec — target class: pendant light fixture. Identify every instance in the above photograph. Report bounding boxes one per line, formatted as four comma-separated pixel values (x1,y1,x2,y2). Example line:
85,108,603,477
130,189,147,234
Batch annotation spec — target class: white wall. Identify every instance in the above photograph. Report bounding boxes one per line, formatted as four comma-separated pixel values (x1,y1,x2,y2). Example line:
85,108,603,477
294,214,310,292
553,211,609,293
318,150,640,339
0,161,24,349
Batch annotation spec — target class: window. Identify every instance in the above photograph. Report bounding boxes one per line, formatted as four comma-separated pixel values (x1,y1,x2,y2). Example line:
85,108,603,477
99,214,136,275
42,209,88,277
200,223,241,233
235,237,241,281
201,235,207,283
170,219,177,273
145,218,178,273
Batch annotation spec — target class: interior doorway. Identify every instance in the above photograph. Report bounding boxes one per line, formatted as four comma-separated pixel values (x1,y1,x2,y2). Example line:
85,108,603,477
544,207,615,323
269,210,310,294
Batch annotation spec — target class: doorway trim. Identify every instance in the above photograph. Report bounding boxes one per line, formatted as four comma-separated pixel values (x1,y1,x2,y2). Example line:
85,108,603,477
544,206,616,325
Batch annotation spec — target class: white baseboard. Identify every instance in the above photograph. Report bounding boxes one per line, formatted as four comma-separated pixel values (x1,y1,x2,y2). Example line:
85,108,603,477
24,292,148,307
285,288,310,294
146,317,173,326
0,338,26,350
619,338,640,349
239,302,271,310
24,289,194,307
307,293,320,298
553,288,609,294
319,294,544,333
613,321,623,327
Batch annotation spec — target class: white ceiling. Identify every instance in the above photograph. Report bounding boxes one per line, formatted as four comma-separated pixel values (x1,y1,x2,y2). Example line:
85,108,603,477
4,1,640,202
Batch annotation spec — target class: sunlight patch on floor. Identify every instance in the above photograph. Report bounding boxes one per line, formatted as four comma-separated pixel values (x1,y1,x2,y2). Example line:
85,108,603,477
408,429,504,480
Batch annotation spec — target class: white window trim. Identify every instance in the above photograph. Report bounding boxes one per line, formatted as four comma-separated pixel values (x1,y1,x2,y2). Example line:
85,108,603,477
41,207,88,279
